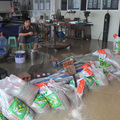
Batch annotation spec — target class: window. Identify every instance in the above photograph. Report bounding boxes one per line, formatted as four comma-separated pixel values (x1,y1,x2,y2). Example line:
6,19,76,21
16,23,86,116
81,0,87,10
46,0,50,10
61,0,67,10
40,0,45,10
68,0,80,10
103,0,119,9
88,0,101,9
35,0,39,10
28,0,33,10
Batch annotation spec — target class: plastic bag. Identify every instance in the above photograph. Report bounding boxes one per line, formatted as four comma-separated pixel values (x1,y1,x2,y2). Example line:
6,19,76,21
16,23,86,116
79,66,97,88
35,82,70,110
92,49,113,58
0,75,39,107
49,80,84,109
106,55,120,69
69,78,85,97
103,70,115,81
79,67,93,79
94,60,117,73
92,68,109,86
0,111,7,120
76,79,85,97
61,83,83,109
90,60,116,81
30,94,50,114
0,89,34,120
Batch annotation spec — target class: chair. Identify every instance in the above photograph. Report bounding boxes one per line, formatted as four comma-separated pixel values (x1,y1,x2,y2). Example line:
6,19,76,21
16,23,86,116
8,36,17,48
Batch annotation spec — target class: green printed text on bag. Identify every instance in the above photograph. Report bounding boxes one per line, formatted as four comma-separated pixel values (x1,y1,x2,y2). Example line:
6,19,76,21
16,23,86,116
115,42,120,50
69,80,75,88
34,94,48,109
0,111,7,120
84,76,99,86
100,61,111,69
8,97,27,119
103,70,109,77
45,93,62,108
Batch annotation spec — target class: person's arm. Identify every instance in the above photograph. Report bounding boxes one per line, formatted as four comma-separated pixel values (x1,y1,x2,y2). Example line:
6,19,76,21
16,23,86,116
18,25,33,37
19,32,33,37
19,33,29,37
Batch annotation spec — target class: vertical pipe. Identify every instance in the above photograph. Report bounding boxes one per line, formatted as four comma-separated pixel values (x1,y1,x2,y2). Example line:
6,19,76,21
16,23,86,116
102,12,110,49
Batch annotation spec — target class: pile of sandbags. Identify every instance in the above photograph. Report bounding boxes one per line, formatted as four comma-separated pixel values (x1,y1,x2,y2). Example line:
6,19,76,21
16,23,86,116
1,48,120,120
0,75,50,120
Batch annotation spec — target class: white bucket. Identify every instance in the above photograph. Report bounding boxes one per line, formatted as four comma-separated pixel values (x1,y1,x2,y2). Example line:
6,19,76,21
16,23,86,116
15,51,25,64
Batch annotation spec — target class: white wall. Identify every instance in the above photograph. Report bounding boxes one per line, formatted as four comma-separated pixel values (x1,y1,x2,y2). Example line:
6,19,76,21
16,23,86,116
60,10,119,42
89,11,119,42
21,0,120,42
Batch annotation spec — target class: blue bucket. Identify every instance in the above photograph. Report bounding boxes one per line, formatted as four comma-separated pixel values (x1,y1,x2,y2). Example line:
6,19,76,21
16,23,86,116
15,51,25,64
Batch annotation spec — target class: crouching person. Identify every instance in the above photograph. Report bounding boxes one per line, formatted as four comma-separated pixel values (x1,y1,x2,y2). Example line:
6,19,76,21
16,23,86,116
19,17,38,51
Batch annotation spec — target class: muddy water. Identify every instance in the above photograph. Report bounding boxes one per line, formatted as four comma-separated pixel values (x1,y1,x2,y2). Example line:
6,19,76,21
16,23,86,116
38,107,85,120
83,80,120,120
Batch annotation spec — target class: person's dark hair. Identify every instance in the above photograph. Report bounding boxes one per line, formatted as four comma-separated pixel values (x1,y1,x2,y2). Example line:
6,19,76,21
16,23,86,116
24,17,30,22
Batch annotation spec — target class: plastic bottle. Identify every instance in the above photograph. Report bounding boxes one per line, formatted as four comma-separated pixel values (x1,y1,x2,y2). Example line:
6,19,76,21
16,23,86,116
113,33,120,54
0,33,8,55
0,34,7,47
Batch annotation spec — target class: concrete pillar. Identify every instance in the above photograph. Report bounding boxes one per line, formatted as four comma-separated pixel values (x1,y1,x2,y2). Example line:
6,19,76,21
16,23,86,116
50,0,58,19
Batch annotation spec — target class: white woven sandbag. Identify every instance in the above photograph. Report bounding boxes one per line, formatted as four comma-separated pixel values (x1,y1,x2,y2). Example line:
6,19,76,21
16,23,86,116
6,75,39,107
0,89,35,120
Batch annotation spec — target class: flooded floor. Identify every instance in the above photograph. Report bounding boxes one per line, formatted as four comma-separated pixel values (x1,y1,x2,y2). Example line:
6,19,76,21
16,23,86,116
1,39,119,120
83,80,120,120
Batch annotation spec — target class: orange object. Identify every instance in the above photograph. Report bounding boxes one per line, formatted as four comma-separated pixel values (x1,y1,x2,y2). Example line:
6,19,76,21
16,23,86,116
82,64,89,69
89,61,94,66
18,72,31,82
63,60,74,68
77,79,85,94
50,58,59,62
34,82,47,87
54,19,58,22
68,18,71,21
84,68,93,76
66,23,71,25
97,49,102,53
50,58,59,64
11,9,13,12
1,32,3,36
98,49,106,54
113,33,118,38
63,60,76,76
